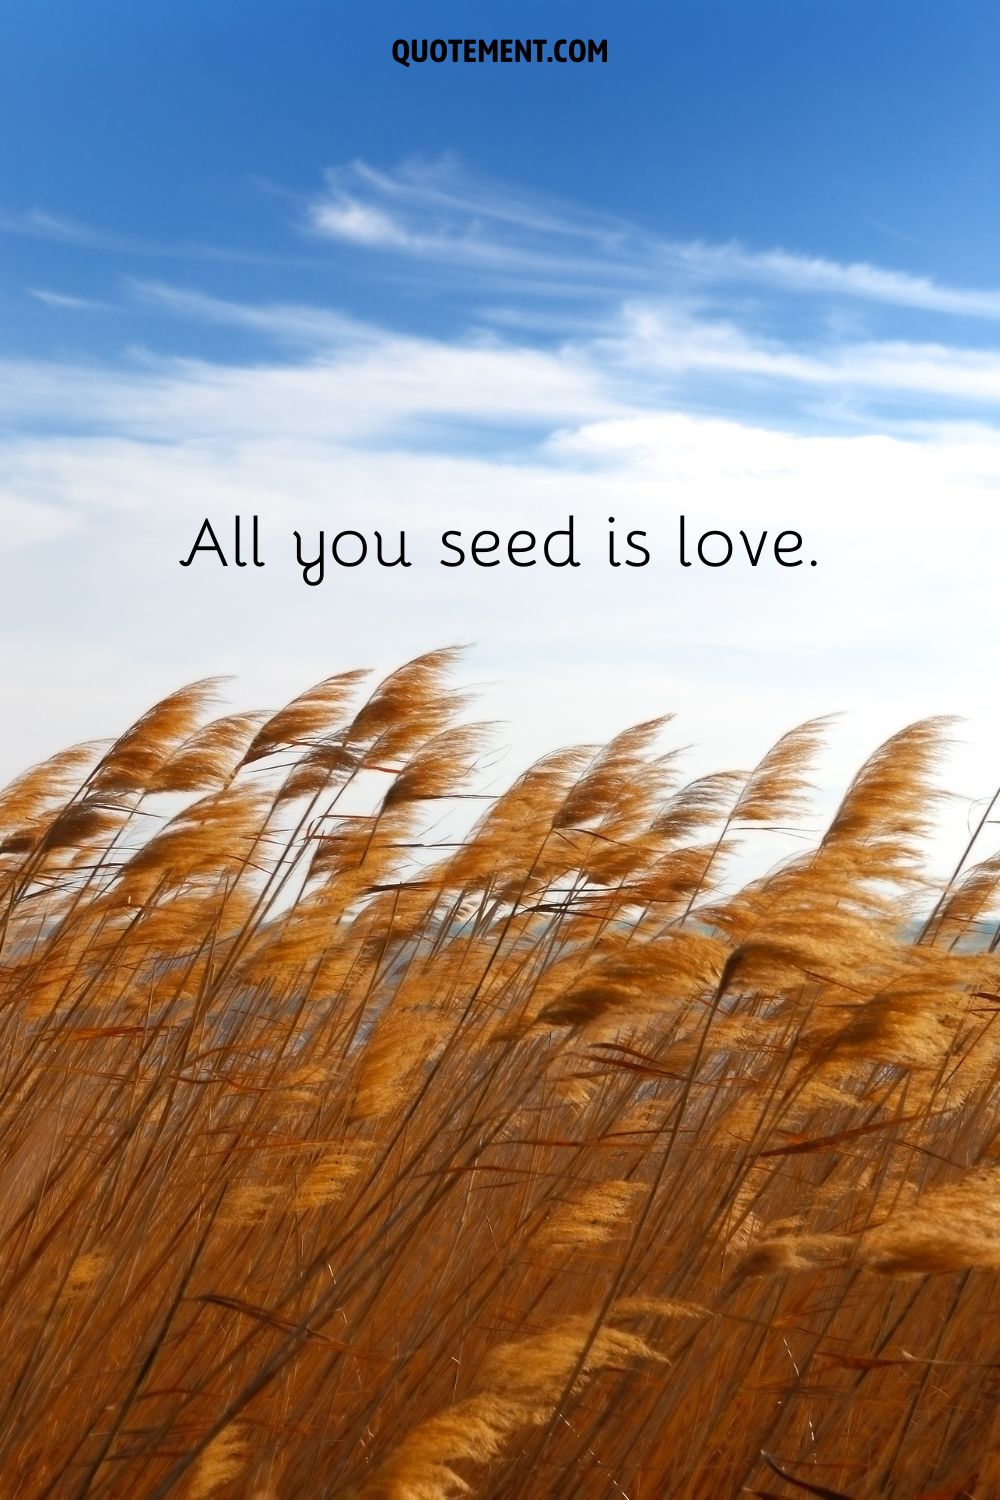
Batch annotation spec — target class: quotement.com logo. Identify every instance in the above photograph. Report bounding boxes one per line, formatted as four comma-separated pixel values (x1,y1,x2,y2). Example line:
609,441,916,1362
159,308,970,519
392,37,608,67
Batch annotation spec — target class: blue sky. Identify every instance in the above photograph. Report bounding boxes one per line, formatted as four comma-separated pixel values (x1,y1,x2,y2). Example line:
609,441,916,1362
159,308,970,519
2,3,1000,852
4,1,1000,360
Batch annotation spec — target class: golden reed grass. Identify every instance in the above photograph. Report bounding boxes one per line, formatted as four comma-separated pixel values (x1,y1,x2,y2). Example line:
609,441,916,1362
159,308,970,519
1,647,999,1498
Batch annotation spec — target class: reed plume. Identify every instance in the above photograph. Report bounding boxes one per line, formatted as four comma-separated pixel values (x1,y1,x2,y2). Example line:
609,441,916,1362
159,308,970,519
0,651,997,1499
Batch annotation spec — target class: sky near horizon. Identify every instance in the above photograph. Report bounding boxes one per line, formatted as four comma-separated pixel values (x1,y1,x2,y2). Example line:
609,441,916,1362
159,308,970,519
3,3,1000,856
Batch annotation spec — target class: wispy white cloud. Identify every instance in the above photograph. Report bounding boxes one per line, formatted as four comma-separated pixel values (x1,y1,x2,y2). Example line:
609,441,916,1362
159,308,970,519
308,158,1000,322
3,205,315,268
612,305,1000,408
681,244,1000,320
0,320,621,444
112,281,1000,415
0,207,103,244
129,280,374,347
306,160,644,281
29,288,110,312
310,197,416,251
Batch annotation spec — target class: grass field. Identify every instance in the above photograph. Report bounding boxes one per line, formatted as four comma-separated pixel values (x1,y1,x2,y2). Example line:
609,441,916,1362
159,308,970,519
1,648,998,1499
